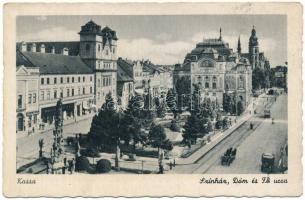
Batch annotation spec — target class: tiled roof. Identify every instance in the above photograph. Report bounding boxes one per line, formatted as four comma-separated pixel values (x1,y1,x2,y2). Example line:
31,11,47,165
117,58,134,78
117,64,133,82
16,50,93,75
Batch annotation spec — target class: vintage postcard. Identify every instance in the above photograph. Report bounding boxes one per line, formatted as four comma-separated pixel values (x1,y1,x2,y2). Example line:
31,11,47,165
3,2,303,197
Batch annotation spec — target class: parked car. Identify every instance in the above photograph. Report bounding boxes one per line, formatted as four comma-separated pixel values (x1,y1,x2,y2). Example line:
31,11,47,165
264,110,271,118
261,153,275,173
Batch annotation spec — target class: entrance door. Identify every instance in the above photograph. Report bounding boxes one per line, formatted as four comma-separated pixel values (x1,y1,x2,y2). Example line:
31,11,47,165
77,105,80,116
17,114,24,131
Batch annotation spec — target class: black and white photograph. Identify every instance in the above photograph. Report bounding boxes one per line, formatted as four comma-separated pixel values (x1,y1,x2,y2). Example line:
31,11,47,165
3,2,303,197
15,14,289,175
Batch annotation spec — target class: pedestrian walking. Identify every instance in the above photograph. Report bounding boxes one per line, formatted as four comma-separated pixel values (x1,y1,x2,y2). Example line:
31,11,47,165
173,159,176,167
169,161,173,170
63,157,67,166
62,166,66,174
71,158,75,173
68,160,72,174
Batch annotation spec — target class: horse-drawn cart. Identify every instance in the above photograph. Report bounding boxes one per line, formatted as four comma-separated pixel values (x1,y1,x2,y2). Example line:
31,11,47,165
221,148,237,166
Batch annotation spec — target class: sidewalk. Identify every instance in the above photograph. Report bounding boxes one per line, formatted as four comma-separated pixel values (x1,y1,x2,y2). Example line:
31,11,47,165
86,152,170,174
176,113,252,165
17,113,95,139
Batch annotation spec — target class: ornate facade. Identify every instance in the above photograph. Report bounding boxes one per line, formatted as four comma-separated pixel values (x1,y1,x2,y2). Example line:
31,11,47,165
173,28,252,109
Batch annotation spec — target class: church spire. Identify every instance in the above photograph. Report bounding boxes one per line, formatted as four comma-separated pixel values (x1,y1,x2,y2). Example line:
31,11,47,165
237,36,241,54
219,27,222,40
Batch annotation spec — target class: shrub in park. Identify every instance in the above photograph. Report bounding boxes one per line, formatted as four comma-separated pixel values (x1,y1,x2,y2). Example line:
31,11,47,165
170,120,181,132
75,156,90,172
96,159,112,173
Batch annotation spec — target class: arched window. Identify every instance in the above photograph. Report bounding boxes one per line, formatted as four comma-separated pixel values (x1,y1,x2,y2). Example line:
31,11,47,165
213,76,217,82
212,82,217,89
205,82,209,88
205,76,209,81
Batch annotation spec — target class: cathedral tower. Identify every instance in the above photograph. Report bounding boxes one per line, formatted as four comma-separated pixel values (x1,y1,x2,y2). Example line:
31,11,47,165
248,26,259,69
237,36,241,55
79,20,118,108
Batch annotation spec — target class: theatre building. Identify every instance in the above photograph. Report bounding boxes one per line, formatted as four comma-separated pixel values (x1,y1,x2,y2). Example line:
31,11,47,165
173,28,252,108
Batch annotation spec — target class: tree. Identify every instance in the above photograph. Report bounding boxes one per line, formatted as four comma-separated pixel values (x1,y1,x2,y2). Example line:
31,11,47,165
148,123,167,153
252,67,266,90
88,93,123,169
215,112,223,129
223,93,231,114
182,114,202,144
237,101,244,116
155,97,166,118
175,76,191,111
191,84,201,112
121,94,152,149
166,89,178,119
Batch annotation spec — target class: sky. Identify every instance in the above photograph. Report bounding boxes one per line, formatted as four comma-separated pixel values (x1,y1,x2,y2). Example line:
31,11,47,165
17,15,287,67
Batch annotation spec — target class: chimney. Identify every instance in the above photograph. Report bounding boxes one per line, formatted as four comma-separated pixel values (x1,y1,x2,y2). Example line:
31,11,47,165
40,44,45,53
51,46,55,54
62,47,69,56
20,42,27,52
31,43,36,52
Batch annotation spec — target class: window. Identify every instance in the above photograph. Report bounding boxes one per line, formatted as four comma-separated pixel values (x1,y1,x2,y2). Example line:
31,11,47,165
33,93,36,103
78,77,80,82
18,95,22,108
205,82,209,88
90,76,92,82
72,77,74,83
54,78,57,84
60,89,63,98
105,49,109,55
67,89,70,97
67,77,70,83
72,89,74,96
28,94,32,104
60,77,63,83
90,87,92,94
83,76,85,82
78,87,81,95
97,92,100,100
212,82,217,89
47,91,50,100
83,87,85,94
98,44,101,52
54,90,57,99
40,91,44,101
47,78,50,84
205,76,209,81
103,78,105,86
86,44,90,51
41,78,44,85
198,76,202,83
113,48,115,53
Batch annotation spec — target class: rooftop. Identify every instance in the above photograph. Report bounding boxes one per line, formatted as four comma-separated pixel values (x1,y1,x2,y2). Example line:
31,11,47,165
16,50,93,75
